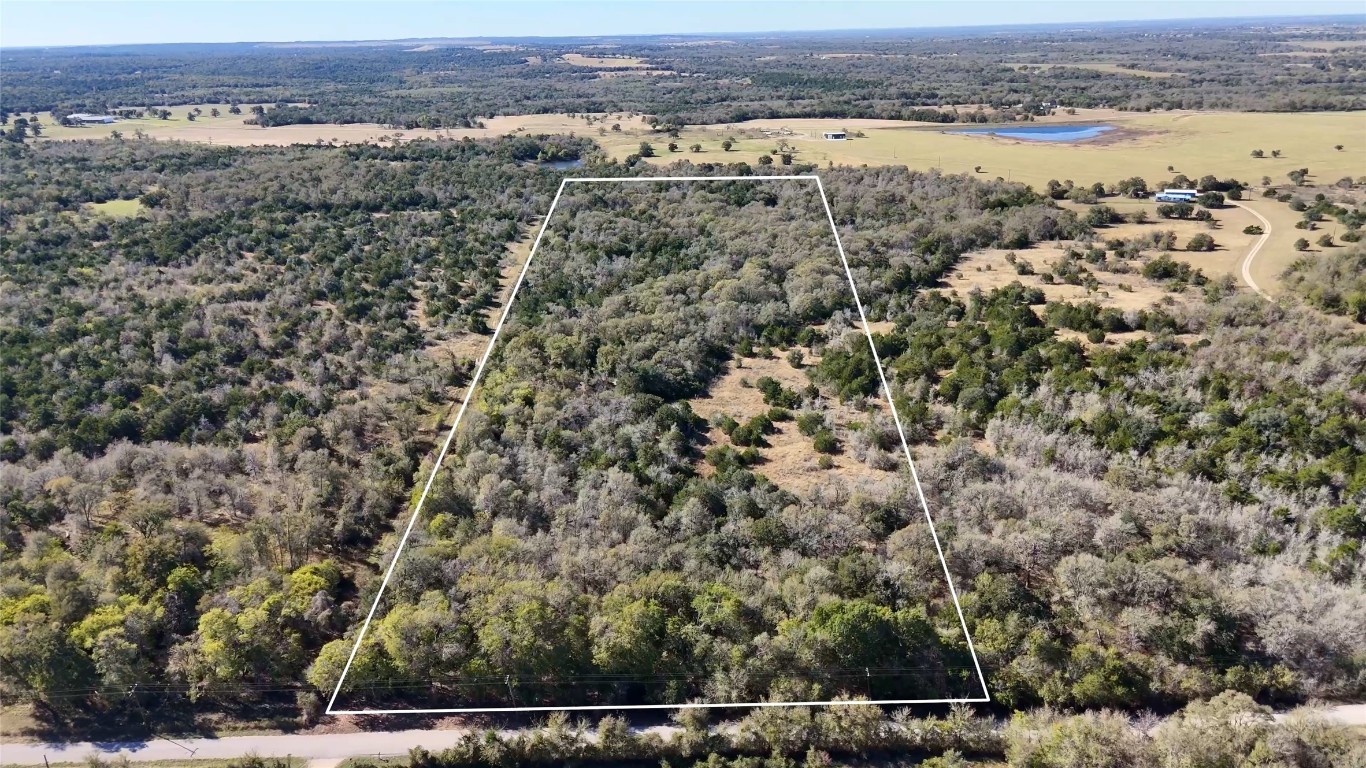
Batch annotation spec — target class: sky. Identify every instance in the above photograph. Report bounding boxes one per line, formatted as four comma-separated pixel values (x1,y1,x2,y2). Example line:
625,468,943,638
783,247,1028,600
2,0,1364,48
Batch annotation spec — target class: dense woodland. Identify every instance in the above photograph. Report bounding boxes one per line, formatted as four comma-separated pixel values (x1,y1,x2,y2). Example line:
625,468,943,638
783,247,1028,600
3,19,1365,129
2,26,1366,755
2,134,1364,729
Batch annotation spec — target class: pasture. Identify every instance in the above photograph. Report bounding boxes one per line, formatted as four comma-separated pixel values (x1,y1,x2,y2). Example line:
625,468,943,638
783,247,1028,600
618,110,1366,197
1006,62,1184,78
34,103,291,141
560,53,649,67
33,105,1364,295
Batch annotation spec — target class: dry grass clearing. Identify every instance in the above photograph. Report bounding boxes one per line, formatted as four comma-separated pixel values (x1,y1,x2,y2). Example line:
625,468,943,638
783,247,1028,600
34,103,290,141
689,349,897,499
942,247,1209,353
424,224,537,367
560,53,650,68
941,202,1258,319
1006,62,1184,78
1287,39,1366,50
85,198,145,218
1237,196,1353,294
1055,198,1263,285
43,112,654,147
944,246,1177,313
621,110,1366,203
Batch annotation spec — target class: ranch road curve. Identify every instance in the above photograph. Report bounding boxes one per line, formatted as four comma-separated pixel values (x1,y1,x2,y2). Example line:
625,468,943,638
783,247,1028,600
1231,200,1274,301
3,706,1365,766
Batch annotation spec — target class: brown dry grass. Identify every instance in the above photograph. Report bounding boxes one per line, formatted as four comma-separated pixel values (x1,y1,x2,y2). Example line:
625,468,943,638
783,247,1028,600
1005,62,1184,78
1236,196,1352,295
943,246,1179,313
560,53,649,68
426,226,536,366
1287,39,1366,50
690,349,896,498
1054,199,1262,283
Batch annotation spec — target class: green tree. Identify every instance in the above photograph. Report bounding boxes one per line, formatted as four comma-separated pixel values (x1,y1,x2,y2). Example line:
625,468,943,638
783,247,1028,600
1186,233,1216,251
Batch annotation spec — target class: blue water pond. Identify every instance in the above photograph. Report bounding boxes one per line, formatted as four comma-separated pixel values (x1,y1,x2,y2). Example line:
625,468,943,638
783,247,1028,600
950,124,1116,142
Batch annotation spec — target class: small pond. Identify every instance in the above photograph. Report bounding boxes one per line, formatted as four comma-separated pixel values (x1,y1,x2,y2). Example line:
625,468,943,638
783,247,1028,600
540,157,585,170
949,124,1116,142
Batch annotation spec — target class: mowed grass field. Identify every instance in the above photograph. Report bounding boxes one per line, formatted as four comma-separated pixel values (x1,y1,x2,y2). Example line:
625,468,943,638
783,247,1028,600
616,109,1366,193
31,104,290,141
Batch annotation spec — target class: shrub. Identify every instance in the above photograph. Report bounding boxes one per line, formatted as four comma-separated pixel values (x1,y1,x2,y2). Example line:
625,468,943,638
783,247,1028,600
812,429,838,454
1196,191,1225,208
756,376,801,408
796,412,825,436
1186,233,1216,251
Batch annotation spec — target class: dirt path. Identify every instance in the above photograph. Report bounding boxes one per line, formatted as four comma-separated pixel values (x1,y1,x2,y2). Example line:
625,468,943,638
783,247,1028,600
1232,201,1274,301
5,704,1364,765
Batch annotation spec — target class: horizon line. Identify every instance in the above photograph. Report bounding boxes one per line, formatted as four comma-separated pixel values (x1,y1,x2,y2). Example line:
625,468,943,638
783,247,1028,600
3,11,1363,52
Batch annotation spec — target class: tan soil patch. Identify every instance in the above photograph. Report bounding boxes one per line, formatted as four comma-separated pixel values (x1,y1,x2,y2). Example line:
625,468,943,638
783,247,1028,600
596,69,678,79
119,112,653,147
690,350,896,498
561,53,649,68
1287,39,1366,50
1056,198,1262,283
424,226,537,365
1004,62,1184,78
1236,196,1351,296
943,246,1183,313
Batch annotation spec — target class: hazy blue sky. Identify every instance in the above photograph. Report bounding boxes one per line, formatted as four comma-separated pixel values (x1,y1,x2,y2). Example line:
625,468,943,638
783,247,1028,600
3,1,1363,48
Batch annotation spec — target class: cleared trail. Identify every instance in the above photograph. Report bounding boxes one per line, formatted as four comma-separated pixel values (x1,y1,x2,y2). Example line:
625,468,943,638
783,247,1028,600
1231,201,1274,301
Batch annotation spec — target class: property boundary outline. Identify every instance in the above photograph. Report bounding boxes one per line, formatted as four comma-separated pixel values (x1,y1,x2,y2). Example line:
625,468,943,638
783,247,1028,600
326,174,991,715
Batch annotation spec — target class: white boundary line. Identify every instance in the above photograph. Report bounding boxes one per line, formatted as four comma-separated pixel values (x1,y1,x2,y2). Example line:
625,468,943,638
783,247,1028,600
327,174,990,715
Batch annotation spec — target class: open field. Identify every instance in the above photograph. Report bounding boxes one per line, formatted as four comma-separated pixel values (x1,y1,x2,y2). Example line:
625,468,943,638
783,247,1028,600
40,108,1364,197
31,108,1364,295
37,112,652,147
1287,39,1366,50
689,347,895,498
1054,198,1264,286
85,199,146,217
619,109,1366,194
1006,62,1184,78
1237,196,1352,293
560,53,649,67
32,104,292,141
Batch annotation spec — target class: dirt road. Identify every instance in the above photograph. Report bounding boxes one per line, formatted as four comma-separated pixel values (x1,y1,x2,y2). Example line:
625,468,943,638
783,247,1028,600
1232,200,1274,301
4,705,1364,766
